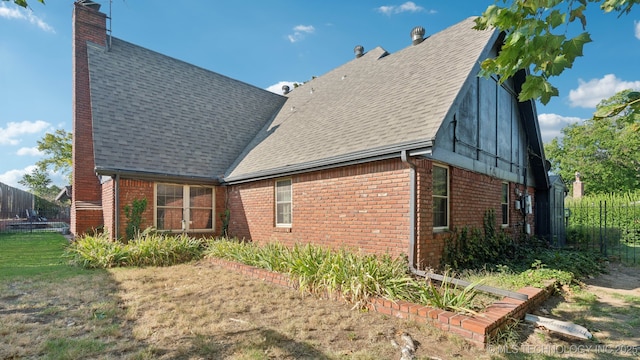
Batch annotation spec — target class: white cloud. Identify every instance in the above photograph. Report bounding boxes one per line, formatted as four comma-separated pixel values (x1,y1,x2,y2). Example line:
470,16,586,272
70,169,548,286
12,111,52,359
0,3,54,33
568,74,640,108
635,20,640,40
16,146,43,156
0,120,50,145
538,113,582,143
266,81,301,95
376,1,427,15
0,165,36,190
287,24,315,43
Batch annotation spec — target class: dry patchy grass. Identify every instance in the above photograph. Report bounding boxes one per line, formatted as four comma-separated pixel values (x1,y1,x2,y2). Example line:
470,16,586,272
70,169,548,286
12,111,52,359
1,261,484,359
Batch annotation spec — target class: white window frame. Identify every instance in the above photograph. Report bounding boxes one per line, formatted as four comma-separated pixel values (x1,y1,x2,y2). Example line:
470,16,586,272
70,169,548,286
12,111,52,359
154,183,215,232
432,164,449,230
275,178,292,227
501,182,509,227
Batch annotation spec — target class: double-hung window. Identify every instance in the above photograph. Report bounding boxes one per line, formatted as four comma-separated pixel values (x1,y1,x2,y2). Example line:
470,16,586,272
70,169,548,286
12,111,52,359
275,179,292,227
156,184,214,231
501,182,509,226
432,165,449,229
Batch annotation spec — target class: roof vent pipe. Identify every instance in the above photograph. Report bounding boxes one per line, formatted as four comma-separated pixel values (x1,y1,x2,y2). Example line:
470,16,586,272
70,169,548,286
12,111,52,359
411,26,425,45
282,85,290,95
76,0,101,11
354,45,364,58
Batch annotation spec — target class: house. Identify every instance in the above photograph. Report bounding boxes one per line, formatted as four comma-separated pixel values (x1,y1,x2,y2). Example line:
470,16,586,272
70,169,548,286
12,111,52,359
71,1,550,268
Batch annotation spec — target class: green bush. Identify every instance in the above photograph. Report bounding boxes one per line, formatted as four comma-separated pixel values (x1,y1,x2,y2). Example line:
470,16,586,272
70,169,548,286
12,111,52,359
441,210,543,271
205,238,482,312
67,232,205,268
566,191,640,245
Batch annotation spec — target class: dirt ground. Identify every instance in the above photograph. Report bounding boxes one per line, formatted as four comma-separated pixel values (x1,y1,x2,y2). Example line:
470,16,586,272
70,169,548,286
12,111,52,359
2,260,639,359
507,263,640,359
1,260,488,360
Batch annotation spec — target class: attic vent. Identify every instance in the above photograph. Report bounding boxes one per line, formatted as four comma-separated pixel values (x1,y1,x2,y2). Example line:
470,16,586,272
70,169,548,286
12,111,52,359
354,45,364,58
76,0,101,11
282,85,290,95
411,26,425,45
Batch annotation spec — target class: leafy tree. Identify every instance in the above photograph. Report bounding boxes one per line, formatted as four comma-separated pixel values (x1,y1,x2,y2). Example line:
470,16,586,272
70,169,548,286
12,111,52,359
475,0,639,105
18,165,61,201
19,129,72,200
36,129,73,184
3,0,45,8
545,90,640,194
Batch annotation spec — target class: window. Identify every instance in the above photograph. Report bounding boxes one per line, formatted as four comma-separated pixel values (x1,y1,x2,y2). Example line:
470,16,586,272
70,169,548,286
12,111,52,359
432,165,448,229
156,184,214,231
275,179,292,227
501,182,509,226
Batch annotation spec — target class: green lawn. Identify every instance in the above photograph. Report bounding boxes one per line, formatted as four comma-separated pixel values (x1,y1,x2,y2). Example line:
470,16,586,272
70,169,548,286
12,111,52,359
0,232,86,280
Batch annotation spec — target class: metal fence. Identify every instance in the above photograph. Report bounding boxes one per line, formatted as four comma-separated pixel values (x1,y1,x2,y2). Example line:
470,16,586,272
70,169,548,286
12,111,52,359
0,182,70,234
565,200,639,264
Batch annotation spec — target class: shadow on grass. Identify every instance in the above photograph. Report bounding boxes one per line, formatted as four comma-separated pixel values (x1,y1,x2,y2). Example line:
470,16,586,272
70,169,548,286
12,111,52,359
0,233,334,359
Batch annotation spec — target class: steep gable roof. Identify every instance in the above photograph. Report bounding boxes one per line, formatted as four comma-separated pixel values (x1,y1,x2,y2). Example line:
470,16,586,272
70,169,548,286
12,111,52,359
225,17,499,183
87,38,286,182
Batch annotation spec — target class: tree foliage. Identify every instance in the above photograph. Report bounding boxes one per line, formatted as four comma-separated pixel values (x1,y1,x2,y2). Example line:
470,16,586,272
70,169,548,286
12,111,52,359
475,0,639,105
36,129,73,184
18,165,61,201
3,0,45,8
545,90,640,194
19,129,72,199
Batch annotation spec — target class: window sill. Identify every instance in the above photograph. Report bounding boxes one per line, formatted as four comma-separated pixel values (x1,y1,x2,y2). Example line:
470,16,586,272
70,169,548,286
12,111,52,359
274,227,292,233
433,227,450,234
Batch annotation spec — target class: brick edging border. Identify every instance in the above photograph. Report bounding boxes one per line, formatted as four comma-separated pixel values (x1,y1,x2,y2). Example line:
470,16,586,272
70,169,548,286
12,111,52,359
208,258,555,348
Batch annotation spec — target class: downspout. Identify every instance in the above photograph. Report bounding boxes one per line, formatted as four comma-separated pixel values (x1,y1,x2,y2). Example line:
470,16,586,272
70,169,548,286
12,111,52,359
400,150,427,277
401,150,529,300
114,173,120,240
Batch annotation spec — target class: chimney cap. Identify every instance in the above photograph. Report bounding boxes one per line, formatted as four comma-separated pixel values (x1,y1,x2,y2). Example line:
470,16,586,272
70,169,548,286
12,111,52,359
411,26,425,45
76,0,101,11
354,45,364,58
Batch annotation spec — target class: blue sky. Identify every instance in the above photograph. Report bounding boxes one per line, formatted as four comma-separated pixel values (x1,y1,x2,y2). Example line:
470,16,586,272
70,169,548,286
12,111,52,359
1,0,639,190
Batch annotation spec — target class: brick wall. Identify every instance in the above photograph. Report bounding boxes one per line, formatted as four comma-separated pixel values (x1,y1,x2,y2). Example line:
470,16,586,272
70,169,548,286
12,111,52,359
415,160,536,267
71,3,107,236
228,159,411,258
116,179,155,239
101,179,225,239
228,157,537,268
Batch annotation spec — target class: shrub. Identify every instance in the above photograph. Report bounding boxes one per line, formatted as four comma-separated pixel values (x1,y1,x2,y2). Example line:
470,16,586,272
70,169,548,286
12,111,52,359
123,198,148,241
67,232,204,268
205,238,482,312
441,210,540,271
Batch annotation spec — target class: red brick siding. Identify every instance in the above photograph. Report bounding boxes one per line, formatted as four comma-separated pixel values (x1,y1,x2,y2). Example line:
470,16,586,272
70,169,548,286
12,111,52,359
71,204,104,235
414,160,536,267
104,179,224,239
228,158,536,268
71,4,107,236
117,179,155,239
228,159,411,258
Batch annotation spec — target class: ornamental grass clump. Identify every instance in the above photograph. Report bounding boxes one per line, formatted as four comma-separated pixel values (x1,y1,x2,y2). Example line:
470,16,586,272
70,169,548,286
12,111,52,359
205,238,477,311
67,232,204,268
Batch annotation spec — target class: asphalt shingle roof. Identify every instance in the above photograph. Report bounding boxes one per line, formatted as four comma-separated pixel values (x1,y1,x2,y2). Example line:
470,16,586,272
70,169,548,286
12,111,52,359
225,17,498,182
87,37,286,181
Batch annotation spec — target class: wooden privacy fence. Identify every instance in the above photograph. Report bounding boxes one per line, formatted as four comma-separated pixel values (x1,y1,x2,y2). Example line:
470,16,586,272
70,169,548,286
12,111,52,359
565,200,639,264
0,182,70,234
0,182,35,220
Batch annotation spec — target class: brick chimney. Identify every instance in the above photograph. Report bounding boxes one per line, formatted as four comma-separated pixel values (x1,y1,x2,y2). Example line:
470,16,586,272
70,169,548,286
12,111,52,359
71,1,107,235
572,172,584,198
